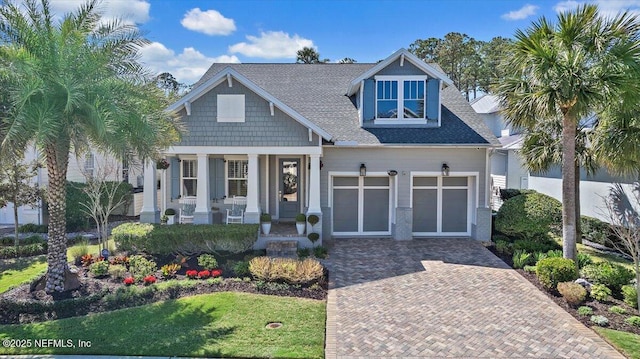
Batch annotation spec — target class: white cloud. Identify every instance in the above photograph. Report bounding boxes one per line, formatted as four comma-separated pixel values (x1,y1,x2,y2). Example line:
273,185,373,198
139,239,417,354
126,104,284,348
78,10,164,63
50,0,150,24
554,1,640,17
181,8,236,36
139,42,240,85
229,31,314,59
553,0,583,13
501,4,539,20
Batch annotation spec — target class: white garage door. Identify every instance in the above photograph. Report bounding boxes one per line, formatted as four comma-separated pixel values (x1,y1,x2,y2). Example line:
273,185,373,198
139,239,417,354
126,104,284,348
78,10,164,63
412,176,471,236
332,176,391,235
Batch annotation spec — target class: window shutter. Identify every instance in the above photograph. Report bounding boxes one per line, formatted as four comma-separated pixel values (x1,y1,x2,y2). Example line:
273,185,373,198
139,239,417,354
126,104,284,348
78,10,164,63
215,159,225,198
426,79,440,120
362,78,375,121
209,158,216,200
170,157,180,199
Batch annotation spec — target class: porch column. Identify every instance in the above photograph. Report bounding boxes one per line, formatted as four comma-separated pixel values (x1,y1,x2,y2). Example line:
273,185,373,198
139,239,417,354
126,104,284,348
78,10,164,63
244,153,260,223
140,159,159,223
306,154,322,243
194,153,211,224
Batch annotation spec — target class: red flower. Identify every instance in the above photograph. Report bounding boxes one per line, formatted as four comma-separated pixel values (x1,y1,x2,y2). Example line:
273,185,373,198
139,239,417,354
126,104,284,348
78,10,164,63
211,269,222,278
123,277,135,285
143,275,157,285
186,269,198,279
198,270,210,279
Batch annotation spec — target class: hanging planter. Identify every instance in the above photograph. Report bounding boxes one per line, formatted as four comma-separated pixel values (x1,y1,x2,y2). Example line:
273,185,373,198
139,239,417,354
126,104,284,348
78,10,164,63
156,158,170,170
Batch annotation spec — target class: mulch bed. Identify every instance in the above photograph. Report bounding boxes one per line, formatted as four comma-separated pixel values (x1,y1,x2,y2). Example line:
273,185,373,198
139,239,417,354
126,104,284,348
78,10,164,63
489,247,640,335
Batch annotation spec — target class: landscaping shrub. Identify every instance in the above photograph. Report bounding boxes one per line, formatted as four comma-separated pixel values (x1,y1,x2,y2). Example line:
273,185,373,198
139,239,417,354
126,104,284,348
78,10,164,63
499,188,536,202
111,223,258,255
21,235,44,245
65,181,91,231
608,306,627,315
494,240,512,255
249,257,324,285
577,306,593,316
89,261,110,277
523,265,537,273
534,252,547,264
580,262,634,293
128,255,157,282
625,316,640,327
536,257,578,290
18,223,48,233
160,263,181,279
622,285,638,309
590,284,612,302
297,248,310,259
108,264,127,279
576,253,593,269
197,254,218,270
232,261,250,277
581,216,612,245
512,239,561,254
557,281,587,306
0,242,47,259
590,315,609,327
512,250,534,269
69,240,90,261
313,246,328,259
545,249,563,258
494,192,562,240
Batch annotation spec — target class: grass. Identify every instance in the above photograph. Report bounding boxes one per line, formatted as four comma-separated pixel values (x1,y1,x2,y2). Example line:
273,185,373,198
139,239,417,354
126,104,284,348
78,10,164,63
577,243,633,270
593,327,640,359
0,239,115,294
0,292,326,358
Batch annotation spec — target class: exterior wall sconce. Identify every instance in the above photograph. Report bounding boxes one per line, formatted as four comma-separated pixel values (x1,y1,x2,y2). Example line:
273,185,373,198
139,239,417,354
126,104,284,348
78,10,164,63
387,170,398,176
442,163,450,176
359,163,367,176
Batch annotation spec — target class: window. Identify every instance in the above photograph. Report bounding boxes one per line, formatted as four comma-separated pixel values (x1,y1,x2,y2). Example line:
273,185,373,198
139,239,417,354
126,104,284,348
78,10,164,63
182,160,197,197
375,76,428,122
84,153,95,178
227,160,248,197
217,94,245,122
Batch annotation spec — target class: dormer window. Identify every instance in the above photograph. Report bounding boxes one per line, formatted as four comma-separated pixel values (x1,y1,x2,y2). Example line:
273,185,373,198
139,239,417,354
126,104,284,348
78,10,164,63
374,75,437,125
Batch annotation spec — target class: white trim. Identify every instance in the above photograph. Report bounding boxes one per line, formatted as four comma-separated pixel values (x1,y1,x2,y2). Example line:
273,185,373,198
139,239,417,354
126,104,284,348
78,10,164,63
438,80,442,126
265,154,270,215
308,128,313,142
347,48,453,96
375,75,428,81
224,158,248,202
269,102,274,116
167,67,332,141
184,101,191,116
375,119,427,125
485,148,491,208
358,80,364,126
374,77,429,122
227,73,232,87
167,145,322,155
276,156,305,218
400,53,405,67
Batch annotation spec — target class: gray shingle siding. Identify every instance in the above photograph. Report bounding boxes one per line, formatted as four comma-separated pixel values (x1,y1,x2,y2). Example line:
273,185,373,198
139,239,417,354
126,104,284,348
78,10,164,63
376,58,423,76
177,80,317,147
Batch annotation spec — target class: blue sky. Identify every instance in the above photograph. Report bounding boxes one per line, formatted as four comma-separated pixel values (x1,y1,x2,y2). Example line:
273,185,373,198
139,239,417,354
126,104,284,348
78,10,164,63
48,0,640,85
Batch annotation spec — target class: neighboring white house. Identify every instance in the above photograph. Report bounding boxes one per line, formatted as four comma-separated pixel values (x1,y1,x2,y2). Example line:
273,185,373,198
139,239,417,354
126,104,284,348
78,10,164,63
0,147,144,225
471,94,638,221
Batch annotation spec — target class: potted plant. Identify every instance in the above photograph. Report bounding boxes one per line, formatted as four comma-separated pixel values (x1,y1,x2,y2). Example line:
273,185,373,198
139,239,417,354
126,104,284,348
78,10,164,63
260,213,272,235
295,213,306,235
307,214,320,232
160,214,168,225
164,208,176,225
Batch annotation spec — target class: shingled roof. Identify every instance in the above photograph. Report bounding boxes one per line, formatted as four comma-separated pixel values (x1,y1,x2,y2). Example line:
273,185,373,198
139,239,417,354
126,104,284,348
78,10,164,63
187,62,499,146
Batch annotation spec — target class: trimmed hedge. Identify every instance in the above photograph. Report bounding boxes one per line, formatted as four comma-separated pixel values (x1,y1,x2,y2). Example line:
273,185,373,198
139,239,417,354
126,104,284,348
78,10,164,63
536,257,578,290
112,223,259,255
580,262,634,293
495,192,562,239
499,188,536,202
0,242,48,259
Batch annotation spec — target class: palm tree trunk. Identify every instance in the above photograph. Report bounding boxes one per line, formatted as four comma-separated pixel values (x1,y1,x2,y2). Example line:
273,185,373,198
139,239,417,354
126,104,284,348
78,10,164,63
575,163,582,244
13,196,19,247
44,142,70,293
562,113,578,261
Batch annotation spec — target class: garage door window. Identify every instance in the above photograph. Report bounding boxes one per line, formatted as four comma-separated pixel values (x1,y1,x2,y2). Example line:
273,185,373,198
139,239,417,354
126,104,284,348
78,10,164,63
332,176,390,235
412,176,470,235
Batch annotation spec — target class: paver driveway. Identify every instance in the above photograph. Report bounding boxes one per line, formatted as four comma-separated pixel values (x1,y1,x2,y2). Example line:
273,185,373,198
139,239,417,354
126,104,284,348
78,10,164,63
324,238,624,359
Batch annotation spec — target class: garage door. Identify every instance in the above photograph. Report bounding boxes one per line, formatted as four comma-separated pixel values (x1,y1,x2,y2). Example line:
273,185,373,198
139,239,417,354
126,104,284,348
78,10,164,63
332,176,391,235
412,176,471,236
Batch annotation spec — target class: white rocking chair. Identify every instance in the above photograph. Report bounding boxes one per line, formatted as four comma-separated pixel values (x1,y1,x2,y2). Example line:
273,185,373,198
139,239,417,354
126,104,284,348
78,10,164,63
226,196,246,224
178,196,197,224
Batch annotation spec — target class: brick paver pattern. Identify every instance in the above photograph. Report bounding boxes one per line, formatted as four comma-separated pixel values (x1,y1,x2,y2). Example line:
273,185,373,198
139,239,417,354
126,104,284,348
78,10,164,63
324,238,624,359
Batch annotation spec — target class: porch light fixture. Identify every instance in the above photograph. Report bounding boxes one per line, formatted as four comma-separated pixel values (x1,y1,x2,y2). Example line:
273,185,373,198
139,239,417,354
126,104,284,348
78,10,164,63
441,163,450,176
387,170,398,176
359,163,367,176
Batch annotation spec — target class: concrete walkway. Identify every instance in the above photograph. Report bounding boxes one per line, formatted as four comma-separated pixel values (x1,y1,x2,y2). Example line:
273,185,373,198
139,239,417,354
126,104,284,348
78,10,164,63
324,238,624,359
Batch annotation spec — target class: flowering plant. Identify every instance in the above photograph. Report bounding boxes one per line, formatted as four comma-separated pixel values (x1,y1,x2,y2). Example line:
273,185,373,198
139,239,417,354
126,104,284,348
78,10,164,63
143,275,157,285
123,277,135,285
186,269,198,279
198,270,210,279
110,255,129,266
211,269,223,278
156,158,170,170
81,254,94,267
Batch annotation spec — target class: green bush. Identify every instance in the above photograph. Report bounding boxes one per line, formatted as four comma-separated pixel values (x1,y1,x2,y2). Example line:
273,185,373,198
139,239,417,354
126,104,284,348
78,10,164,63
608,306,627,315
89,260,110,277
581,216,611,245
495,192,562,240
523,265,537,273
313,246,328,259
295,213,306,222
512,250,534,269
577,306,593,316
65,181,91,232
22,235,45,245
128,255,157,282
108,264,127,279
232,261,250,277
0,242,47,259
111,223,259,255
625,316,640,327
557,281,587,306
512,239,561,254
536,257,578,290
249,257,324,285
18,223,48,233
494,240,512,255
590,284,612,302
622,285,638,309
499,188,537,202
197,254,218,270
576,253,593,269
590,315,609,327
297,248,310,259
580,262,634,292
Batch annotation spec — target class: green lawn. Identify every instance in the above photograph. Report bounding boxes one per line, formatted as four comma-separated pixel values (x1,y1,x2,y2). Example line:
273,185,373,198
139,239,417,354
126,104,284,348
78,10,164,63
0,292,326,358
0,239,114,294
594,327,640,359
577,243,634,270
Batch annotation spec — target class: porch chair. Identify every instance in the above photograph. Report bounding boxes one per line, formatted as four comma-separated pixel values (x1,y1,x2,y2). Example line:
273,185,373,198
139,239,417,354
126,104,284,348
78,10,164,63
226,196,247,224
178,196,197,224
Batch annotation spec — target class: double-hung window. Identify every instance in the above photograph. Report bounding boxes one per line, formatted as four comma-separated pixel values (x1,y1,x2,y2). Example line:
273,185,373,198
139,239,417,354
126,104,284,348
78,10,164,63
182,159,197,197
227,159,248,197
375,76,428,124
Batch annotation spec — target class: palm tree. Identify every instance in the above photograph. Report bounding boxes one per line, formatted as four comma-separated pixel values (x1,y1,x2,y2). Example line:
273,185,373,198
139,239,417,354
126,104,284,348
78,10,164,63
0,0,181,292
496,4,640,261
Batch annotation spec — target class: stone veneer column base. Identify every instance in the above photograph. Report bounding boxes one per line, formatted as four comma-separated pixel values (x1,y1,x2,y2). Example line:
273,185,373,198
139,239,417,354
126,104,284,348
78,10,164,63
394,207,413,240
140,210,160,224
193,212,212,224
244,212,260,224
474,207,492,241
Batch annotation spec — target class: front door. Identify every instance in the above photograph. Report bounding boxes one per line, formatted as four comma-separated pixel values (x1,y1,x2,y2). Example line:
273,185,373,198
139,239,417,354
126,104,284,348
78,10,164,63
279,159,300,219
